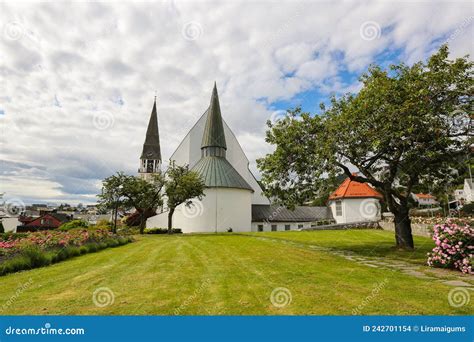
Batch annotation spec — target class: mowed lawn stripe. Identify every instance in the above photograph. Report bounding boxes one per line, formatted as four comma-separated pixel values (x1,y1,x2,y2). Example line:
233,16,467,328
0,234,471,315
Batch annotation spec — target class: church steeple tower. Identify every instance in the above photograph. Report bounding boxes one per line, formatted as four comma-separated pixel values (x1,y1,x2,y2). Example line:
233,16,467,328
201,82,227,158
139,97,161,180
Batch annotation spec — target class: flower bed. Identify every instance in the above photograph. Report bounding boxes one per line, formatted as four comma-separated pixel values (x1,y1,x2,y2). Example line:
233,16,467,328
427,219,473,274
0,229,133,276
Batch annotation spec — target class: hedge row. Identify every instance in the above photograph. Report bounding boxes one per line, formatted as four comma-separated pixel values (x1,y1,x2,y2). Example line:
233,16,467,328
0,236,133,277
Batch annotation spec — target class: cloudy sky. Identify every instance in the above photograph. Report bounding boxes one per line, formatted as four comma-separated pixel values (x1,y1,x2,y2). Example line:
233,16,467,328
0,0,472,205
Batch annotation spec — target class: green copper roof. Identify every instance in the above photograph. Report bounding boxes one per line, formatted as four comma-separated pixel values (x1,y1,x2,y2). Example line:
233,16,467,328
192,156,253,191
201,82,227,150
140,98,161,160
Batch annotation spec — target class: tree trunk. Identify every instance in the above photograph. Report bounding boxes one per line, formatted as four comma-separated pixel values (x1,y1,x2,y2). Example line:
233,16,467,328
394,206,414,250
113,203,118,234
139,212,146,234
167,208,175,234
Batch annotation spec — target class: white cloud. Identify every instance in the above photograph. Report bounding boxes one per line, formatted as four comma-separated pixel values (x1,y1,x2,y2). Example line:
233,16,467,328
0,0,472,203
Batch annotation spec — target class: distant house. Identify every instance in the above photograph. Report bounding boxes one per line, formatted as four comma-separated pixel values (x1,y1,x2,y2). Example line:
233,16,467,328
454,189,466,202
412,193,438,207
328,176,383,224
463,179,473,203
17,211,72,232
251,205,333,231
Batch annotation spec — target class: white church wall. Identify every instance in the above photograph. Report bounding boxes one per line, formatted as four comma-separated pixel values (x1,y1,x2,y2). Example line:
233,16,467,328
147,188,252,233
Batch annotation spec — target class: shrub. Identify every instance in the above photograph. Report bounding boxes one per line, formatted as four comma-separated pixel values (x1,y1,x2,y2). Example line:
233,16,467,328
86,243,99,253
118,226,140,235
460,203,474,216
0,232,28,241
0,256,31,276
0,227,133,276
117,237,128,245
22,246,51,268
98,242,108,250
144,228,182,234
94,219,113,230
427,219,473,274
67,246,81,257
105,238,119,248
59,219,89,231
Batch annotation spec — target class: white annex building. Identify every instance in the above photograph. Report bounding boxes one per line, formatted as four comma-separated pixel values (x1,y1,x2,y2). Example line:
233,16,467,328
327,176,382,224
142,84,334,233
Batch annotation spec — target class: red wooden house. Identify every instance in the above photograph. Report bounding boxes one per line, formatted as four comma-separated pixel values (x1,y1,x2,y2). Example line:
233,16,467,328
17,211,72,232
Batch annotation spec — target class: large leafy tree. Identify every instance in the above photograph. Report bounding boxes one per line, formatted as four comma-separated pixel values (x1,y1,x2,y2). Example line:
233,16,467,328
258,45,473,249
165,163,205,233
98,172,165,234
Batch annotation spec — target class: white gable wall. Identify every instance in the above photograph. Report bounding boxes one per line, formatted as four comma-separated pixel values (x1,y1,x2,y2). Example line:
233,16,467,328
329,198,381,224
169,112,270,205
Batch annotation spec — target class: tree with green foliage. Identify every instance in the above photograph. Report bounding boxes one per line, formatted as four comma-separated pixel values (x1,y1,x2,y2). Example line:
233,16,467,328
165,163,205,233
98,172,165,234
258,45,473,250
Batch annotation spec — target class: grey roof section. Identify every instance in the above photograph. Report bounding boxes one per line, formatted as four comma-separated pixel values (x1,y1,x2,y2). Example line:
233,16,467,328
141,98,161,160
252,205,333,222
201,82,227,150
192,156,253,191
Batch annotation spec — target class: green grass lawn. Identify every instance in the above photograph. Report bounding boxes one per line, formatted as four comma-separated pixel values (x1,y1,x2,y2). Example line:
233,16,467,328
0,231,472,315
245,229,434,264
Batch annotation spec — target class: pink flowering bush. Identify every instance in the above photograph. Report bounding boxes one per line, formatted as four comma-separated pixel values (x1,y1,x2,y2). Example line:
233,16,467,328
0,229,113,256
1,229,132,276
427,219,473,274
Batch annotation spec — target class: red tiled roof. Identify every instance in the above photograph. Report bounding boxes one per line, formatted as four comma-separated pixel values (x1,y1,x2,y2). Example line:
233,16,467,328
329,176,383,200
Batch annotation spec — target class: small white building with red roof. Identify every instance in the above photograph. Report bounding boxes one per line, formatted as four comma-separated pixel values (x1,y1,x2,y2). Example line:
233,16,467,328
328,176,383,224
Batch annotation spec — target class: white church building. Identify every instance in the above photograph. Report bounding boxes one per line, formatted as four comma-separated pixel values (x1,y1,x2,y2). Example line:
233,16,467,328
143,83,333,233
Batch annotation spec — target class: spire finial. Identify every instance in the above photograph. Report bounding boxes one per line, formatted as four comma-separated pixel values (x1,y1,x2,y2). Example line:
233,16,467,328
154,90,157,102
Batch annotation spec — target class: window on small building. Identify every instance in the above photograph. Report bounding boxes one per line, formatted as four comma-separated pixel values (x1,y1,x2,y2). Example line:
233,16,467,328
335,200,342,216
285,224,291,231
298,224,303,229
271,224,277,231
257,225,263,232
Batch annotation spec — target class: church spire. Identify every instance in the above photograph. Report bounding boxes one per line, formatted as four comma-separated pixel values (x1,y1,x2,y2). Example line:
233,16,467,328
140,97,161,160
201,82,227,151
139,97,161,180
